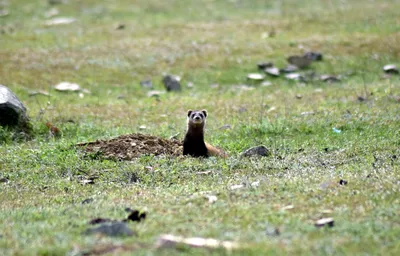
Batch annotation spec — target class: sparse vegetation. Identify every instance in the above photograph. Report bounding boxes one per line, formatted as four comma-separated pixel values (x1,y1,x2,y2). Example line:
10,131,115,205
0,0,399,255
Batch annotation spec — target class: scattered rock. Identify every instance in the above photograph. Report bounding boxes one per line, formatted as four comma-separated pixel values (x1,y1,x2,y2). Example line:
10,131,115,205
186,82,194,88
314,217,334,228
265,223,280,237
287,55,312,69
125,209,146,223
116,23,125,30
44,17,76,26
0,177,9,183
54,82,80,92
247,73,265,81
85,222,135,237
332,127,342,134
0,84,30,128
77,133,182,160
383,64,399,74
81,198,94,205
230,184,244,190
257,62,274,70
295,94,303,99
357,96,366,102
204,195,218,204
339,179,348,185
264,67,280,77
0,10,9,17
241,145,270,157
251,180,260,188
280,65,298,73
162,75,181,92
156,234,239,250
140,80,152,89
304,51,323,61
285,73,305,81
320,75,340,83
261,81,272,87
48,0,66,4
300,111,314,116
219,124,232,130
281,205,294,211
80,179,95,185
88,218,113,225
147,90,164,98
28,90,50,97
196,170,212,176
44,8,59,18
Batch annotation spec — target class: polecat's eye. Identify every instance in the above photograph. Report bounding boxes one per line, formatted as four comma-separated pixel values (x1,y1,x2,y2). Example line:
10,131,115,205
199,113,204,119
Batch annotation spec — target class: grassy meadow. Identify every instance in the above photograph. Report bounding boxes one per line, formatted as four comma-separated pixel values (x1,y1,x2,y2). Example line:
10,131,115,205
1,0,400,255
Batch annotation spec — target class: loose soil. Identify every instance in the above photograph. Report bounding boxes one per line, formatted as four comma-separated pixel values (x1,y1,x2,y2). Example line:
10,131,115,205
77,133,182,160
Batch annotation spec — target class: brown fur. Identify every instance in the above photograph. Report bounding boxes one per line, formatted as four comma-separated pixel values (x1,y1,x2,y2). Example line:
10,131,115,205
183,110,227,158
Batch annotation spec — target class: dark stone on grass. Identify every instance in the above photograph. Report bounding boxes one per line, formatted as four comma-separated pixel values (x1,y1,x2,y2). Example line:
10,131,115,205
265,223,280,237
257,62,274,70
162,75,181,92
116,23,125,30
0,85,30,128
125,209,147,223
88,218,113,225
357,96,366,102
304,51,323,61
339,179,348,185
241,145,270,157
383,64,399,74
0,177,9,183
85,221,135,237
287,55,313,69
81,198,94,205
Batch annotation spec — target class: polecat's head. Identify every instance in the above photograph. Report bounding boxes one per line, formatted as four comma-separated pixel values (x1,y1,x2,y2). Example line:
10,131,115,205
187,109,207,127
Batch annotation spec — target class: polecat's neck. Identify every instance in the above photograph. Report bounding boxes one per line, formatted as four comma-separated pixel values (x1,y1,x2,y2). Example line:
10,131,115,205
186,123,205,139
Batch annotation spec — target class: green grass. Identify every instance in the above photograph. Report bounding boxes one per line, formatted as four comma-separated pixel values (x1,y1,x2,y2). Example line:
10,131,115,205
1,0,400,255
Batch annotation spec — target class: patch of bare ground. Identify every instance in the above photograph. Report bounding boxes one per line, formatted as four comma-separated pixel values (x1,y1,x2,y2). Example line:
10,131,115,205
77,133,182,160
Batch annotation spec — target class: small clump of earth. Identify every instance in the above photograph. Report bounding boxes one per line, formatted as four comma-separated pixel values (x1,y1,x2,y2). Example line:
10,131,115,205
77,133,182,160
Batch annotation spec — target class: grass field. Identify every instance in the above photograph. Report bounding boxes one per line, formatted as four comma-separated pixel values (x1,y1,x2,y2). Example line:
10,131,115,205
1,0,400,255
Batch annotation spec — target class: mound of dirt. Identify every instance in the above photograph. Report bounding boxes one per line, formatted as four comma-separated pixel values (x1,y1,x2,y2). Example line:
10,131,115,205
77,133,182,160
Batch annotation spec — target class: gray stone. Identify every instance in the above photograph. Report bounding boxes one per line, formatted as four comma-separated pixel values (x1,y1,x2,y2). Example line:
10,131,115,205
264,67,280,77
280,65,298,73
285,73,305,82
241,145,270,157
162,75,181,92
383,64,399,74
257,62,274,70
287,55,313,69
304,51,323,61
140,80,153,89
0,85,29,127
320,75,341,83
85,221,135,237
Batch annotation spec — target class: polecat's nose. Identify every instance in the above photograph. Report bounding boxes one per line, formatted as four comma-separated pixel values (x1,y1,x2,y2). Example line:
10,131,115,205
194,116,201,120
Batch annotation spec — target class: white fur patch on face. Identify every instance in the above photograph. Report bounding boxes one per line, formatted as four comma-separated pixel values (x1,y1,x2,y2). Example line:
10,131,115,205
192,118,203,124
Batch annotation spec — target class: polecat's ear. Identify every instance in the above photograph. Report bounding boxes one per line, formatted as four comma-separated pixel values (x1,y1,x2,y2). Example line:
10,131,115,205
187,110,193,117
202,110,207,117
